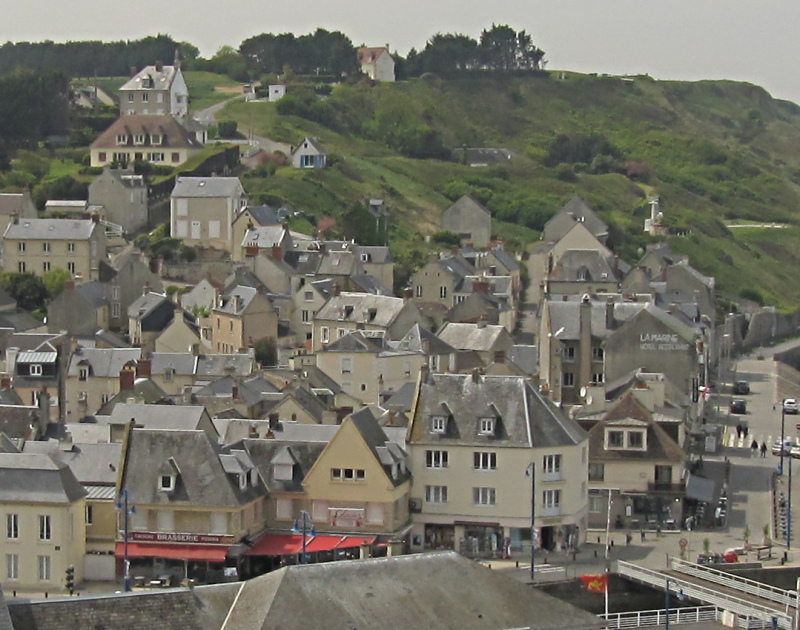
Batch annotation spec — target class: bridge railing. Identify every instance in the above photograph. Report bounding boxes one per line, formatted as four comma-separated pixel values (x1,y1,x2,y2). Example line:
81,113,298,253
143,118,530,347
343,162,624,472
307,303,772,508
617,561,793,629
670,556,798,610
602,606,785,629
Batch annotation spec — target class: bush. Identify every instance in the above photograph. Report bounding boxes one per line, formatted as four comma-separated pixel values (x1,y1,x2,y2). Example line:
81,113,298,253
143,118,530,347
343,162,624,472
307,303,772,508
555,163,577,182
431,231,461,246
218,120,238,139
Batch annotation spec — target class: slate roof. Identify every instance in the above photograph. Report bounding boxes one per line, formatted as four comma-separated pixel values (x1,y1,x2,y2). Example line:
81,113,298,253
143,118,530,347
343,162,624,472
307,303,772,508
0,406,39,440
357,245,392,263
0,452,87,503
586,394,685,463
350,274,392,296
242,205,280,226
550,249,619,282
121,429,264,509
437,322,509,352
0,191,33,216
68,347,141,378
128,291,169,320
383,382,417,412
194,353,254,378
150,352,197,376
241,225,287,248
193,374,280,407
316,251,357,277
323,330,384,354
180,278,217,312
73,281,108,308
291,136,326,157
171,176,244,199
97,379,170,414
4,218,97,241
315,293,405,326
120,64,179,91
545,298,647,341
33,442,122,485
236,439,326,493
410,373,587,448
435,253,475,283
391,323,456,356
215,285,260,316
91,115,202,151
348,407,410,487
543,196,608,242
220,551,602,630
486,247,520,273
0,311,42,333
443,195,491,219
106,403,213,433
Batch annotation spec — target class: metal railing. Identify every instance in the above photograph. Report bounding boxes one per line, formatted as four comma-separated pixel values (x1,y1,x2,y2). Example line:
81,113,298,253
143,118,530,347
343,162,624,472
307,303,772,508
602,606,718,628
602,607,786,629
670,557,798,611
617,561,792,628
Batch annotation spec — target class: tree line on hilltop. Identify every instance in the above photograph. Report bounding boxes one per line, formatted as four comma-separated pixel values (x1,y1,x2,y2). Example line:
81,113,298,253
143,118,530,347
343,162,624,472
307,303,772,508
0,25,545,82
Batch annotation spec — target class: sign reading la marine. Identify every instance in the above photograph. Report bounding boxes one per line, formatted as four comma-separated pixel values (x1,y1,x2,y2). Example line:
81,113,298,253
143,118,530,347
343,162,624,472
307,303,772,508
639,333,689,352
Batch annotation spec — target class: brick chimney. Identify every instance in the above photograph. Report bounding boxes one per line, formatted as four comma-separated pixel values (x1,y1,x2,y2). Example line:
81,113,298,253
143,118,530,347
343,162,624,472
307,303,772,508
473,279,490,294
120,366,135,391
232,380,239,400
403,287,413,301
130,66,138,77
245,245,259,257
450,244,460,256
0,375,11,389
494,351,505,364
331,282,340,297
65,279,76,291
271,245,283,262
155,60,163,72
136,359,151,379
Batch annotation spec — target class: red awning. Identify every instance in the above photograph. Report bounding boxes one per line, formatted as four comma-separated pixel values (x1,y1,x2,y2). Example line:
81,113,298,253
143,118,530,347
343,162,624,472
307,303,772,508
245,533,376,556
115,542,228,563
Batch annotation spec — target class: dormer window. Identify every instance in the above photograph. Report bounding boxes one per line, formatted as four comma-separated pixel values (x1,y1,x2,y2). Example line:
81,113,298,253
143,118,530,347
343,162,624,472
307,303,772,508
431,416,446,434
479,417,495,435
79,367,88,381
628,430,645,449
133,134,146,145
29,364,42,376
273,463,293,481
239,473,247,490
151,134,162,145
607,431,624,448
159,475,175,492
116,134,128,146
249,468,259,486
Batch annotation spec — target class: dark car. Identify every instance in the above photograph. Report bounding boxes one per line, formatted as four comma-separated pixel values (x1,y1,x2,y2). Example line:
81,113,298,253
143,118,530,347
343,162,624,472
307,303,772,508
733,381,750,395
730,399,747,414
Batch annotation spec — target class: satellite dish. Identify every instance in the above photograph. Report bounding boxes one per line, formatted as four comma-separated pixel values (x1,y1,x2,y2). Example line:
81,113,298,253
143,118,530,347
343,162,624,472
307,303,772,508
586,395,593,406
580,386,588,399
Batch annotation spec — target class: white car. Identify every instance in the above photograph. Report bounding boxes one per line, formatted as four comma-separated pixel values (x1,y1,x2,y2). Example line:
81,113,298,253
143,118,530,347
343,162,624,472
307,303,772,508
784,399,799,415
790,444,800,459
773,439,796,456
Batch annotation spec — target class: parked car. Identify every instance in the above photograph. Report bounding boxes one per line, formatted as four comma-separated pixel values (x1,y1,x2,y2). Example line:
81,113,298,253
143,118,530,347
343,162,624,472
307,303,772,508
730,399,747,414
773,439,796,456
789,444,800,459
733,381,750,395
784,399,799,415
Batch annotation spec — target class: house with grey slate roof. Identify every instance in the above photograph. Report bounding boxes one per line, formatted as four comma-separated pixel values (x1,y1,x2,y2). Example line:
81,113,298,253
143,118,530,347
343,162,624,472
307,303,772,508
543,196,609,244
47,280,109,337
291,136,327,169
170,177,247,251
440,195,491,248
407,371,588,557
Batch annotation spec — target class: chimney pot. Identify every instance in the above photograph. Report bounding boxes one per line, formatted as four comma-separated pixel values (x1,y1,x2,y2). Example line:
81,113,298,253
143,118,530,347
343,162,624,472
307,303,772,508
119,366,135,391
136,358,151,379
450,244,459,256
271,245,283,262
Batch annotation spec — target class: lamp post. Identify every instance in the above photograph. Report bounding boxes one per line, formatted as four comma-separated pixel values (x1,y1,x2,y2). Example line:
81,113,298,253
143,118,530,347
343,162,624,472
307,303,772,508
526,462,536,582
781,404,787,476
115,488,135,592
789,454,793,550
292,510,315,564
665,577,685,630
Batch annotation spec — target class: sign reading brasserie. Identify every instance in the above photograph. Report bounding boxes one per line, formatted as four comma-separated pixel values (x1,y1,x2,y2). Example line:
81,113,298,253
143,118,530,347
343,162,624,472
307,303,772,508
129,531,236,545
639,333,690,352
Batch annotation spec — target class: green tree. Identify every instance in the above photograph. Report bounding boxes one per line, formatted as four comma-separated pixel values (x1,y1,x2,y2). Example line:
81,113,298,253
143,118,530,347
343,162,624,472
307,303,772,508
253,337,277,367
42,268,70,298
0,272,48,312
218,120,239,138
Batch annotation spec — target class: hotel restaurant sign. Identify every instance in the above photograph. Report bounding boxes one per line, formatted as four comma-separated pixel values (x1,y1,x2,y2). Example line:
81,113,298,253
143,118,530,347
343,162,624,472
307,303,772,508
639,333,690,352
129,531,236,545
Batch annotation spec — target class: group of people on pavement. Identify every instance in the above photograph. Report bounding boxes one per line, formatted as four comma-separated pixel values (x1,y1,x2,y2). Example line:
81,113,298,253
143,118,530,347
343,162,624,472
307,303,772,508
750,439,768,457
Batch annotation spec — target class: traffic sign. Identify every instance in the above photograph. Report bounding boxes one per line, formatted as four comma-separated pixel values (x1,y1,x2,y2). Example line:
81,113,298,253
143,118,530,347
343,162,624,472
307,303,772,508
679,538,688,549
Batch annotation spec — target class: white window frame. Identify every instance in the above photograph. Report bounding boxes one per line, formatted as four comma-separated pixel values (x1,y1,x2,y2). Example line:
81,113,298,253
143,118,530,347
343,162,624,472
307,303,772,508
431,416,446,433
321,327,330,343
37,555,51,581
425,450,448,469
159,474,175,492
473,451,497,470
543,489,561,509
38,515,51,541
473,487,496,506
30,364,43,376
439,286,447,299
6,553,18,580
425,485,448,504
6,513,18,539
543,454,562,474
479,417,495,435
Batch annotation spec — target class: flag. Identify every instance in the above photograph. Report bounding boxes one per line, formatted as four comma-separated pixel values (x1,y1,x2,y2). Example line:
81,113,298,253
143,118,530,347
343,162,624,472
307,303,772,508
580,573,608,593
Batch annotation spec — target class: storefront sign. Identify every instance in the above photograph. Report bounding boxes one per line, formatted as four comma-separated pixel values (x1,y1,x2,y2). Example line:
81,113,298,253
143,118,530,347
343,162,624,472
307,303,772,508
639,333,690,352
128,531,235,545
329,508,364,528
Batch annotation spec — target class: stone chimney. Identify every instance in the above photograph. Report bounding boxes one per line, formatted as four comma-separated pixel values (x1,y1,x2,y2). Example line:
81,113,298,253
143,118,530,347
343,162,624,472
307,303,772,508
38,387,50,431
605,299,615,331
135,358,151,379
155,60,163,72
494,351,505,364
232,380,239,400
450,245,460,256
403,287,413,301
271,245,283,262
120,366,135,391
579,295,592,393
0,375,10,389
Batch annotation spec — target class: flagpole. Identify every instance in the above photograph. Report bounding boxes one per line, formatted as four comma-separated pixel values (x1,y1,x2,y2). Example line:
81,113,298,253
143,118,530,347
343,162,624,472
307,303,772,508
604,489,613,617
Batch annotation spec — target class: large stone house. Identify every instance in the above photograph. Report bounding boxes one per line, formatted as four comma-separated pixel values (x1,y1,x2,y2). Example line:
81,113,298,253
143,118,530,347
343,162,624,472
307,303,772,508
170,177,248,251
440,195,491,249
119,62,189,118
407,371,588,557
88,168,148,234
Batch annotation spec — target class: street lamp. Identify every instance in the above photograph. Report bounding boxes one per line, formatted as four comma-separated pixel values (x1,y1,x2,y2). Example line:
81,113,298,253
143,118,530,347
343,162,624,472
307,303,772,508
526,463,536,582
781,403,787,476
292,510,315,564
788,454,793,549
665,577,685,630
115,488,136,592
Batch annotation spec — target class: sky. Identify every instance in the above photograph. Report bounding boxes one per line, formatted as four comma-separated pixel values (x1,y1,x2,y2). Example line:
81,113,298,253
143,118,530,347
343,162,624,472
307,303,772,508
1,0,798,104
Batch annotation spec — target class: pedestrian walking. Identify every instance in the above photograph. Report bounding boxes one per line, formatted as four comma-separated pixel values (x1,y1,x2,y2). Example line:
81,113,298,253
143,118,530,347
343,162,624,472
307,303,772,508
736,425,742,439
761,441,768,457
640,529,645,542
751,439,759,455
626,533,632,546
743,426,749,438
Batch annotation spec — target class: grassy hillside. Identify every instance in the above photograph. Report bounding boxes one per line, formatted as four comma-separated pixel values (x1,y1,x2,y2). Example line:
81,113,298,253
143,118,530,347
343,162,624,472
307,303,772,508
210,72,800,309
